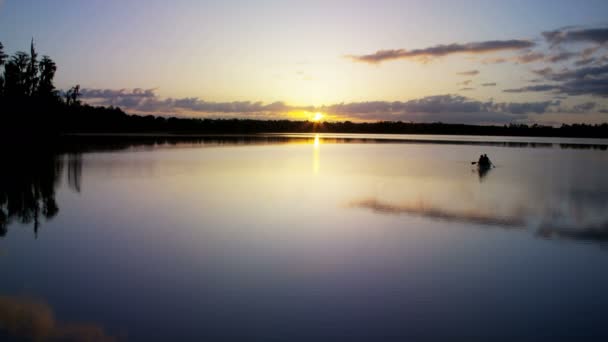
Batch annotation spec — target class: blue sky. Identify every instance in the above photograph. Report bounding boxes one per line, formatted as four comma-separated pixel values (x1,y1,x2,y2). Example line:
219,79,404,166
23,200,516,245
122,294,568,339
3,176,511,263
1,0,607,124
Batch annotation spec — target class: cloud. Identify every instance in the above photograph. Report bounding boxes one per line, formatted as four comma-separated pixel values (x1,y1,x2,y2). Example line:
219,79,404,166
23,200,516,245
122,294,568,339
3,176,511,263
342,26,608,104
503,84,561,93
540,101,598,114
348,26,605,68
457,70,479,76
558,77,608,97
572,102,596,112
485,51,579,65
81,89,563,124
545,64,608,81
80,88,156,99
532,67,554,77
508,78,608,98
481,57,508,64
481,83,497,87
543,27,608,46
574,57,596,66
514,52,546,64
324,95,555,124
494,101,555,114
582,46,601,59
545,51,577,63
393,95,551,115
80,88,157,108
347,39,535,64
518,63,608,97
81,89,305,118
485,50,585,65
501,93,597,114
572,47,603,66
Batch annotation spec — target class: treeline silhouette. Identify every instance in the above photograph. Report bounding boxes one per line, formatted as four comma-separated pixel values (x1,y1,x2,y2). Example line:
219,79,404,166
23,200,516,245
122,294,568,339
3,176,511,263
1,40,608,139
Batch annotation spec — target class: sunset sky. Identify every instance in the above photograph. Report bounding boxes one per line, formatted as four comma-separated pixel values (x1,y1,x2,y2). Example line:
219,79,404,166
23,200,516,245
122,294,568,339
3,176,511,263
1,0,607,124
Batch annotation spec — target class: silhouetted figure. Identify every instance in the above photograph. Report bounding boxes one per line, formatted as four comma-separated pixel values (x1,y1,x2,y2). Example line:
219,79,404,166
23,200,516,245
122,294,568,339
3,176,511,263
476,154,493,180
478,154,492,168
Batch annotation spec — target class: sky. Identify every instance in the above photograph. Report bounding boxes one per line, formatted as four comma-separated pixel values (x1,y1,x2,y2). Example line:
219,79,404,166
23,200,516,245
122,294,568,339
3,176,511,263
1,0,608,125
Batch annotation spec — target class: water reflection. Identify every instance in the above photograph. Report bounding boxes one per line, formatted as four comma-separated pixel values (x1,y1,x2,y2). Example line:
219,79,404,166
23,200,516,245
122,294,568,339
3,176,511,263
349,198,525,228
313,134,320,174
0,150,81,238
0,295,116,341
2,135,608,340
46,134,608,151
2,135,607,247
476,164,492,181
349,195,608,245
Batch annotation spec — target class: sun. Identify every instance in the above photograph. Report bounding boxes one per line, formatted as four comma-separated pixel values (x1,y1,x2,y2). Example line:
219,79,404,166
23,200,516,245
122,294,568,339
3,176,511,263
312,112,324,122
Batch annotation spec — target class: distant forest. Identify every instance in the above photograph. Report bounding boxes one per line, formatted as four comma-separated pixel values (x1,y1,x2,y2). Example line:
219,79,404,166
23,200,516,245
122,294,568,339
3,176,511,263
1,40,607,139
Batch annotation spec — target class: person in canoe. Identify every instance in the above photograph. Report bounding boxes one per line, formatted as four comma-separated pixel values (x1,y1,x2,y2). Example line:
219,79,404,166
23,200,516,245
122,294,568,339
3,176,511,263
473,154,493,180
477,154,492,169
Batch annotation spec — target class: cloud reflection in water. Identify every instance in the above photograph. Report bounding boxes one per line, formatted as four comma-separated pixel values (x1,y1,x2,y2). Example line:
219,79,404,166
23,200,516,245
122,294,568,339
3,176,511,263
349,196,608,245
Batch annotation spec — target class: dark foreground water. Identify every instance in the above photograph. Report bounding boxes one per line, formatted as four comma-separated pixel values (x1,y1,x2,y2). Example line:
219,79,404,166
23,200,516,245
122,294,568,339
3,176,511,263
1,134,608,341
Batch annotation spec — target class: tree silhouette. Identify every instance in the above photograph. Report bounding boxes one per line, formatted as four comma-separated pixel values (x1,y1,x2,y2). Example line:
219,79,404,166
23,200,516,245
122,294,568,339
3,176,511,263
38,56,57,98
0,42,6,66
65,84,81,106
4,51,30,98
26,38,38,96
0,42,6,95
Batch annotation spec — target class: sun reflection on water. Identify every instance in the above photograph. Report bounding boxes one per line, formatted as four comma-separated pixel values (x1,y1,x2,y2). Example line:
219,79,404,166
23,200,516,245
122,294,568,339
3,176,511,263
313,134,320,174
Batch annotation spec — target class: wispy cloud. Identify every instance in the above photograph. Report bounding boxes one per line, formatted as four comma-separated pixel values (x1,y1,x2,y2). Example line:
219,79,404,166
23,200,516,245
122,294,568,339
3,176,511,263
347,40,535,64
532,67,554,77
545,51,578,63
457,70,479,76
543,27,608,46
481,57,508,64
572,102,596,112
514,52,546,64
511,63,608,97
503,84,560,93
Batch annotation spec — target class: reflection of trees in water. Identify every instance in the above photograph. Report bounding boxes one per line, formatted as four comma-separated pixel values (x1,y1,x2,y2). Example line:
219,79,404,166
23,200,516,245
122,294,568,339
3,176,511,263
0,152,81,238
67,153,82,193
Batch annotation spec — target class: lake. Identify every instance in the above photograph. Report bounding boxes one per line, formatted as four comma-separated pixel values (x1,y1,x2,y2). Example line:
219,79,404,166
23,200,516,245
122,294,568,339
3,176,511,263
2,134,608,341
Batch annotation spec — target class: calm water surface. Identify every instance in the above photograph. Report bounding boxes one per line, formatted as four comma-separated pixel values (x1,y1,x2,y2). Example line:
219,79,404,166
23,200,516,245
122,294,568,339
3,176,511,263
2,134,608,341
